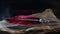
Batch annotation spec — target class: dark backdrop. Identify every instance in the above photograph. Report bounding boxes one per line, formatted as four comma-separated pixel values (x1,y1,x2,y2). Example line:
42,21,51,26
0,0,60,20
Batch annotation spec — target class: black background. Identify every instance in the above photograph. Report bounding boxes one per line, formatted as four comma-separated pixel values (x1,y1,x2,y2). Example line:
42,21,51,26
0,0,60,20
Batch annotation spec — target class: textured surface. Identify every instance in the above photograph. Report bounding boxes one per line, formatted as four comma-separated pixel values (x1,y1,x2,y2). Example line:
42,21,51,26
0,9,60,34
